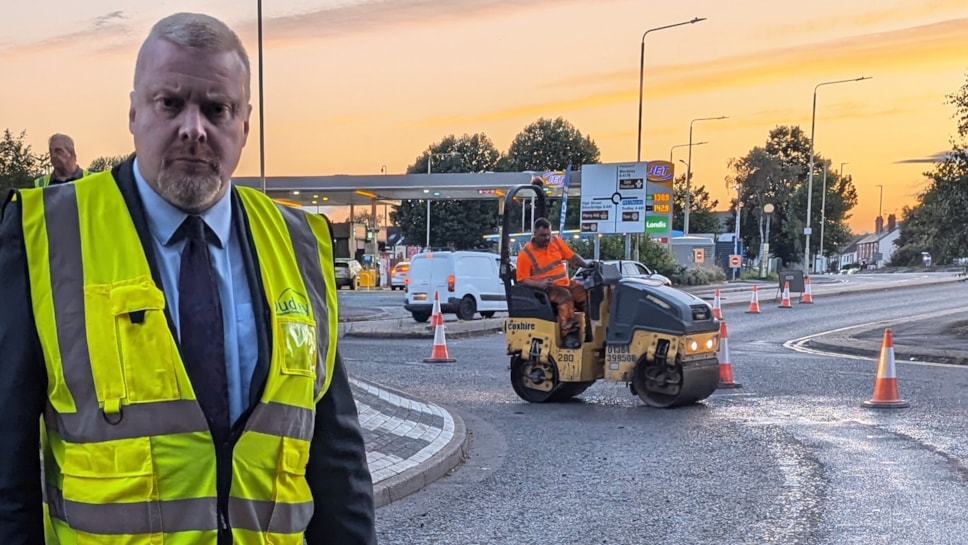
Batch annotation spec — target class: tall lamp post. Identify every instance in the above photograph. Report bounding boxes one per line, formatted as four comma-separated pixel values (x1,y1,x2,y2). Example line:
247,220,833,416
256,0,267,193
636,17,706,162
426,151,460,249
803,76,871,271
634,17,705,262
669,141,707,163
684,116,728,235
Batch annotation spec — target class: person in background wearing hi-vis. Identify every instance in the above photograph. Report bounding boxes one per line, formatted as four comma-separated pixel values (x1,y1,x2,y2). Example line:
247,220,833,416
33,133,90,187
515,217,593,348
0,12,375,545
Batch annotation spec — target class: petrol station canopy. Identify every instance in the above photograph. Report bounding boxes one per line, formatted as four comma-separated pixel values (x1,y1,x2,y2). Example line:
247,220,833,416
232,171,590,208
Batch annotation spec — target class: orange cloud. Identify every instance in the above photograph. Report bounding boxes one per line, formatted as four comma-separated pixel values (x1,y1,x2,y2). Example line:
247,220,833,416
3,0,601,57
258,0,596,45
759,0,968,39
0,11,133,56
451,18,968,126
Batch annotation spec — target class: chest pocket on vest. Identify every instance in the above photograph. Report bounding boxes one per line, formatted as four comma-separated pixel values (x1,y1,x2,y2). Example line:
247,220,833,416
275,318,318,401
86,279,181,406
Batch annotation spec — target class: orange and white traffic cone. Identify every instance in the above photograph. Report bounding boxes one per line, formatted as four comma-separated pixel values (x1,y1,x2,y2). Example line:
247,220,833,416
800,275,814,304
862,328,909,409
711,289,724,320
423,292,456,363
746,285,761,314
716,320,742,389
778,281,793,309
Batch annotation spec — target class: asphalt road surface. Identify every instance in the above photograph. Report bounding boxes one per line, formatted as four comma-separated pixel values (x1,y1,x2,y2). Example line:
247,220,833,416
341,281,968,545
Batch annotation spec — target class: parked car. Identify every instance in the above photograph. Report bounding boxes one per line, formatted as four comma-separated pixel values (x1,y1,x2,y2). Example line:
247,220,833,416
334,258,363,290
390,261,410,290
404,251,507,322
601,260,672,286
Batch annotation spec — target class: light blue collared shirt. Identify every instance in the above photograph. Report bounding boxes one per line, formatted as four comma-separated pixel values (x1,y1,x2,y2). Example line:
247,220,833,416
133,158,257,424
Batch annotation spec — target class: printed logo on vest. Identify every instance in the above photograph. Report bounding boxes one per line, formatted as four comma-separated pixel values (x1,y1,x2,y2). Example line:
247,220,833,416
275,288,310,317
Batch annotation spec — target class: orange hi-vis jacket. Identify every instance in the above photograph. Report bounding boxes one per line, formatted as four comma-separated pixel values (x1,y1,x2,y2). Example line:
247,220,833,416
516,236,575,287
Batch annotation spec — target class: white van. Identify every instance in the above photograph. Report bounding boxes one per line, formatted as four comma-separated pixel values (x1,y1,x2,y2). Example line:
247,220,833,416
403,251,507,322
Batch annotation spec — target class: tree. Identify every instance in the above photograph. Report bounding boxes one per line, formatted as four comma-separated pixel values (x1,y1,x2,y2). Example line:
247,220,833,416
948,70,968,139
672,173,721,234
892,71,968,266
891,146,968,265
392,134,502,249
0,129,46,197
499,117,601,172
500,117,602,231
88,154,130,172
726,126,857,266
727,147,801,263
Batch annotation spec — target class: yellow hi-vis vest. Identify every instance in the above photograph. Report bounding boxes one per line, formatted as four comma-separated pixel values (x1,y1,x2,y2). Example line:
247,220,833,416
33,169,90,187
18,171,338,544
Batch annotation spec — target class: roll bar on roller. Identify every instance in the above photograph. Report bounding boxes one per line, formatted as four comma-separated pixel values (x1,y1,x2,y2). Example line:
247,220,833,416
498,181,548,284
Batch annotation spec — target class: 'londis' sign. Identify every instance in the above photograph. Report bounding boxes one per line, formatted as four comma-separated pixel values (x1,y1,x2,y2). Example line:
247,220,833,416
645,218,669,234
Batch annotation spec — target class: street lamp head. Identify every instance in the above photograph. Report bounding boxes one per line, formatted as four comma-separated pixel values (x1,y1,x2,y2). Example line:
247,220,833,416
690,115,729,127
690,17,707,24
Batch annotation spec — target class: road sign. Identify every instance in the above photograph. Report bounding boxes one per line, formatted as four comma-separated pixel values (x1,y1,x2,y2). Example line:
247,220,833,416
579,163,648,234
694,248,705,263
729,254,741,268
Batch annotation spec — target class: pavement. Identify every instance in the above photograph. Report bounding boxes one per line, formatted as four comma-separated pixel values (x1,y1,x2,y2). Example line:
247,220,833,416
343,270,968,508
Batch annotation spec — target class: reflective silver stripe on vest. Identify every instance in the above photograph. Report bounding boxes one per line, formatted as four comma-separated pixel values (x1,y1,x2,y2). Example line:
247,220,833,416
241,401,314,441
51,399,208,443
229,497,314,533
521,245,567,277
276,204,330,400
43,185,97,414
47,485,218,534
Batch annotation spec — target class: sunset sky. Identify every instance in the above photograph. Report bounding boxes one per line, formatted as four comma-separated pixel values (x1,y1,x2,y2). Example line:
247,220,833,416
3,0,967,233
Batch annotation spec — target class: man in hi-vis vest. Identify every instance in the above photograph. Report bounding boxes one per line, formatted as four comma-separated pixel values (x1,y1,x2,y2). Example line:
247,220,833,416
0,12,375,545
33,133,90,187
515,217,593,348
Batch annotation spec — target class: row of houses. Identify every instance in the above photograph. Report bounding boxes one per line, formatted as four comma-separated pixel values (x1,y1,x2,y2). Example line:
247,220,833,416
829,214,900,271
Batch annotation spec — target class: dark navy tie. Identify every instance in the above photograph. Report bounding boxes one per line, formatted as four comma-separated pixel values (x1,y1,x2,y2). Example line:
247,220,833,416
177,215,230,442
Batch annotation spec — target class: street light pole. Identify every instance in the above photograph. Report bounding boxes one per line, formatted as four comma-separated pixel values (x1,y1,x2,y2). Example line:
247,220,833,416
684,116,727,235
636,17,706,162
803,76,871,271
669,141,707,163
257,0,266,194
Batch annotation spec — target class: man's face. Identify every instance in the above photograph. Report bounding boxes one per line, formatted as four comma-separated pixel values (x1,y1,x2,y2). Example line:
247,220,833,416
49,139,76,175
532,226,552,249
129,38,251,214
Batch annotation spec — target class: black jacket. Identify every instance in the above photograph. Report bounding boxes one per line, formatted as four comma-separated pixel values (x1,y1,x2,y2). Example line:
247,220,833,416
0,159,376,544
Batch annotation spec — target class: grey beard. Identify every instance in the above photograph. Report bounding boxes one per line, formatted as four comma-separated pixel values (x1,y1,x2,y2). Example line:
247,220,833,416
156,169,223,214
